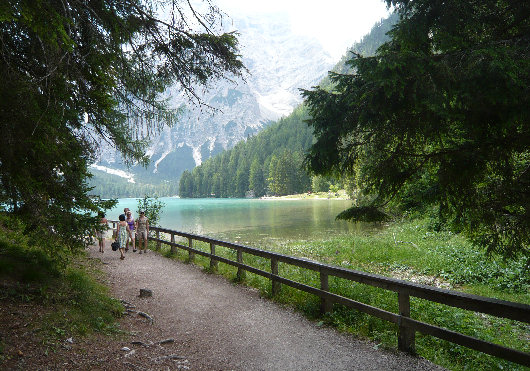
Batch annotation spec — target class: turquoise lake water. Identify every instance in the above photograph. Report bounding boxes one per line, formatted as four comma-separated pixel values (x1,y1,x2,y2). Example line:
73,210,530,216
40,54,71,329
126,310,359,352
108,197,373,248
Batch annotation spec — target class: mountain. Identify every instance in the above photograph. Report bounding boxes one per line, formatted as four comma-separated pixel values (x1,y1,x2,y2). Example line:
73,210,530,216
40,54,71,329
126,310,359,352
90,13,335,196
179,14,399,199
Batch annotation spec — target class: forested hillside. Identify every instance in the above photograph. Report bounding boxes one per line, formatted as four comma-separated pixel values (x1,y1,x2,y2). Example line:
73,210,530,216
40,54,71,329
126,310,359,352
179,106,313,197
89,172,178,198
179,14,398,198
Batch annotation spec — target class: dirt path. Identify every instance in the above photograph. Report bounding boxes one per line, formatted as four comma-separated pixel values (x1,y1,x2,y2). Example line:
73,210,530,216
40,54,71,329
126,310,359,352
91,246,444,370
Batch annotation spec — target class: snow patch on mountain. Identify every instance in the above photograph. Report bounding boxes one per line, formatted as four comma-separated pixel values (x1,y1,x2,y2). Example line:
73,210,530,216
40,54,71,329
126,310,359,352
90,165,136,183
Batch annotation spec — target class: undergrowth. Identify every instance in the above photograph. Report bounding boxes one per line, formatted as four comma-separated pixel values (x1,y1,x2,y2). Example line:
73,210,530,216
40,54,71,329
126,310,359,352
0,214,123,351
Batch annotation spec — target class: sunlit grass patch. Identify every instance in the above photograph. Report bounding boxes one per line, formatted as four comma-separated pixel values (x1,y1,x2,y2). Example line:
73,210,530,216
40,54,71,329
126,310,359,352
411,297,530,370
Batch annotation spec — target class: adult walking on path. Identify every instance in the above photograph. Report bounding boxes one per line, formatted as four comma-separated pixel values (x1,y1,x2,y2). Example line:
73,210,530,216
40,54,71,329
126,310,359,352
135,210,149,254
116,214,128,260
126,211,136,252
90,246,444,370
96,212,108,253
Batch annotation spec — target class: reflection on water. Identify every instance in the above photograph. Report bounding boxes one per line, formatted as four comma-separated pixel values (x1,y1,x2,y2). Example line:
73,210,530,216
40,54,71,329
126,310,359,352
109,198,380,248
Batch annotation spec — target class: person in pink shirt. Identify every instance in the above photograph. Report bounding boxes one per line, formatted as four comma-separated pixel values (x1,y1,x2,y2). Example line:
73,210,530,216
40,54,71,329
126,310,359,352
126,211,136,252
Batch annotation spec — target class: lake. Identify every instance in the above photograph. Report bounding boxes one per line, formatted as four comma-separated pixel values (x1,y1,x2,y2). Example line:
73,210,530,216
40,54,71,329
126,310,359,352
108,198,377,248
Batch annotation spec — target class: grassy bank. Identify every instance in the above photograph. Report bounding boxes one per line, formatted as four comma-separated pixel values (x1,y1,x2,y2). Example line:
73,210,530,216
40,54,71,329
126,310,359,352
0,215,123,363
158,218,529,371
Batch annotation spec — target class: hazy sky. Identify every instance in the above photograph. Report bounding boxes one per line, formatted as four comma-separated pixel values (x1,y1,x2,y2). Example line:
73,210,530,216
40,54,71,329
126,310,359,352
215,0,391,59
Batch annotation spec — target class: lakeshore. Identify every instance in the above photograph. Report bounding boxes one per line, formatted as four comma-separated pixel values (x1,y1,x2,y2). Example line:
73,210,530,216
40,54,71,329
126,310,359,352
260,190,350,201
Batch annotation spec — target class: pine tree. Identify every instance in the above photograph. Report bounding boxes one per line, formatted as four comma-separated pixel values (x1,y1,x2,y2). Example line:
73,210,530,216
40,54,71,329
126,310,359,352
303,0,530,259
0,0,243,249
249,158,266,197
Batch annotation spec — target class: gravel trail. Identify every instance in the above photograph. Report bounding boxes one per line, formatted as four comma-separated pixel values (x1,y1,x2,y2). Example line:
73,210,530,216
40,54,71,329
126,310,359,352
92,246,445,370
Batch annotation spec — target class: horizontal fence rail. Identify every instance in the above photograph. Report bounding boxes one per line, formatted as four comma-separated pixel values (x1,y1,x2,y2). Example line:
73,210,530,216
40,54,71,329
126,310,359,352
109,222,530,367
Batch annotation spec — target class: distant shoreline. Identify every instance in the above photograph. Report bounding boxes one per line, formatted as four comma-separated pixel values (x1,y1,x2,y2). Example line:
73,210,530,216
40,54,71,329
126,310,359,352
106,191,351,201
260,191,350,201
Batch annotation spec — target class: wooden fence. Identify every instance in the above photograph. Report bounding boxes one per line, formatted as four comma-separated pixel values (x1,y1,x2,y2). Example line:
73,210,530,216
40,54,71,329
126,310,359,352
110,222,530,367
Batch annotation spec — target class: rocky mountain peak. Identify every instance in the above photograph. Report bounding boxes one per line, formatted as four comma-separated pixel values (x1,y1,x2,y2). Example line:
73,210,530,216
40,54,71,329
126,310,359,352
94,12,334,184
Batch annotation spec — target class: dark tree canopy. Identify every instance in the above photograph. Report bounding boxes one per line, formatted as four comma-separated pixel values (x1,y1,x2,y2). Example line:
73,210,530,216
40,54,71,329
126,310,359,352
303,0,530,259
0,0,243,248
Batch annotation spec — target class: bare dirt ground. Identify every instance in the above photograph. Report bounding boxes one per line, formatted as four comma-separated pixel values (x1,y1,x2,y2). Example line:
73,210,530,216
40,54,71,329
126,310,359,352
2,244,446,370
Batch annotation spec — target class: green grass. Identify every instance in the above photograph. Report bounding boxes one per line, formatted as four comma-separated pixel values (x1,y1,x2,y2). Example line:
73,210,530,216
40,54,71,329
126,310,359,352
154,218,530,371
0,214,123,349
38,265,124,338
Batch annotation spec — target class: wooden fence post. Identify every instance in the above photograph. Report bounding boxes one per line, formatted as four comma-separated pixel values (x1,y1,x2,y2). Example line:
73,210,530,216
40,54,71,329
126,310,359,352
188,237,194,262
271,258,280,296
236,248,245,281
156,230,161,250
320,270,332,314
398,292,416,354
210,243,218,272
170,233,176,255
